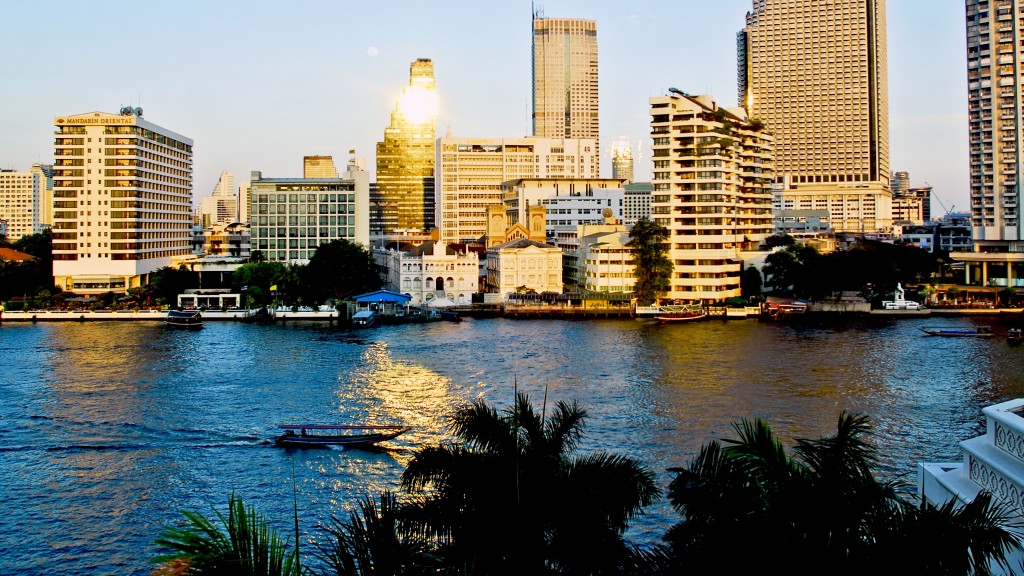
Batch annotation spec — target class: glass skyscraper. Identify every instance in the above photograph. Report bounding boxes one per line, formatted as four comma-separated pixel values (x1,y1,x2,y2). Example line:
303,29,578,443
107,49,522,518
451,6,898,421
375,58,436,235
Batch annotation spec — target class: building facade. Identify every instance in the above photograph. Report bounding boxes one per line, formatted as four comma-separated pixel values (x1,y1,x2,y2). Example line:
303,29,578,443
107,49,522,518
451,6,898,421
0,163,51,241
52,108,193,294
376,58,436,236
249,161,369,263
739,0,891,232
623,182,653,227
374,241,479,306
435,135,598,245
303,155,339,178
532,12,599,160
952,1,1024,287
199,171,238,227
486,238,563,297
649,91,775,302
773,186,893,232
500,177,624,241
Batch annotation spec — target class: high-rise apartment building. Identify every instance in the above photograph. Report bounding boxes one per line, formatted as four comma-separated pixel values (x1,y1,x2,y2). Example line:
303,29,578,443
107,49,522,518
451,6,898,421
956,1,1024,287
52,108,193,294
0,163,51,241
532,12,599,160
649,91,775,302
238,181,251,224
249,160,369,263
435,135,598,244
376,58,436,235
738,0,890,232
199,171,238,226
611,139,634,184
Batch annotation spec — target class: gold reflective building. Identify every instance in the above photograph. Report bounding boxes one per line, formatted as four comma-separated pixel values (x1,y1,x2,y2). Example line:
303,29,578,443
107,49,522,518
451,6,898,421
376,58,437,235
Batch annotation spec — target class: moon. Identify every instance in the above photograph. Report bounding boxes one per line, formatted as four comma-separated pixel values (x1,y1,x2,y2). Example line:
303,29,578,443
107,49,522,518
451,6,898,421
367,46,379,57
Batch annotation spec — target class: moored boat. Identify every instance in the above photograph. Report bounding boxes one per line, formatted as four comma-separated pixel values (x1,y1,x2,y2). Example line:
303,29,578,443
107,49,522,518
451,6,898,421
920,326,994,337
1008,328,1023,346
165,309,202,328
275,424,411,448
351,310,376,327
655,305,706,323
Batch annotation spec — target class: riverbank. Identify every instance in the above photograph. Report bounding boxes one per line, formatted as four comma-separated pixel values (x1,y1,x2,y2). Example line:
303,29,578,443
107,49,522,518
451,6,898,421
2,306,1022,322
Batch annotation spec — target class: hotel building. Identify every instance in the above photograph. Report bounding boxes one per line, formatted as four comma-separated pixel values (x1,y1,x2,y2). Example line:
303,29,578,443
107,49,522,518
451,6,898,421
249,160,369,264
738,0,890,233
376,58,436,236
532,13,599,161
952,1,1024,287
52,108,193,294
649,91,775,302
435,135,598,244
0,163,51,241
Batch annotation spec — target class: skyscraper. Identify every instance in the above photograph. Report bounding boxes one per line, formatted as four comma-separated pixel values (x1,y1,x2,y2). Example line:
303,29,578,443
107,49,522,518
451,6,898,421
532,11,599,160
199,171,237,226
611,139,634,184
738,0,890,231
954,1,1024,285
375,58,436,235
52,107,193,294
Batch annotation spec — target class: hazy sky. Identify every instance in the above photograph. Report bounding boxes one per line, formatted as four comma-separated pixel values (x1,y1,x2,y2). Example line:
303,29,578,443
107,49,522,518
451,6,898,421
0,1,967,212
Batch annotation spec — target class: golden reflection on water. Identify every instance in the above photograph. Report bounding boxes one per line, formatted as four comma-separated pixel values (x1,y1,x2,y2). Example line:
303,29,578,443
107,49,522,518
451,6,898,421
341,341,460,465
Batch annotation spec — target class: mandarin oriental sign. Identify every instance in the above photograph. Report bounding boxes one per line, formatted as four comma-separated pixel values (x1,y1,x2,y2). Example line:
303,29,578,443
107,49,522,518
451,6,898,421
56,117,135,125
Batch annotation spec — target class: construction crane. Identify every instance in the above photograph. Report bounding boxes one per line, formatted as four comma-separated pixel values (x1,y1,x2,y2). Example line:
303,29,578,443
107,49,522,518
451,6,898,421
929,184,956,220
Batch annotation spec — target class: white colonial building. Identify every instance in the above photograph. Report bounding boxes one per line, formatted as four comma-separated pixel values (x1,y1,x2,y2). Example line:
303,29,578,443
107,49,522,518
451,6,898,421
375,241,479,306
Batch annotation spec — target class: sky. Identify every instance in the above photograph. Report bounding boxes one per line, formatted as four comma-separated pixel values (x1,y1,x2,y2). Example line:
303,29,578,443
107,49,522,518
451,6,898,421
0,1,968,213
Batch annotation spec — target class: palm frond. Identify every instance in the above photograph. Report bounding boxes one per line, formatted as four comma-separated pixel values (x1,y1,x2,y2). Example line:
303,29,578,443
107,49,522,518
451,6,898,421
152,492,300,576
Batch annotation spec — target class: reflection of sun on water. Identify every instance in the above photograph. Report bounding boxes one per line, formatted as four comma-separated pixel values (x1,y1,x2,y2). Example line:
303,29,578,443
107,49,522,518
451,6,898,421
339,342,458,464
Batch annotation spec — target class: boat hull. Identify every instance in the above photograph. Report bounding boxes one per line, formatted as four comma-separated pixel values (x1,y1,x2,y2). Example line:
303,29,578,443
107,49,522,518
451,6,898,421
275,426,410,448
165,310,203,328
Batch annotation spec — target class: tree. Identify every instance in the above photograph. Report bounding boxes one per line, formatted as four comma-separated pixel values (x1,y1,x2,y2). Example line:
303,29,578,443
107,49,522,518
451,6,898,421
627,217,672,306
148,266,198,308
153,492,301,576
661,413,1019,575
315,491,437,576
302,240,379,303
401,393,659,576
13,229,53,260
740,265,763,299
232,261,288,307
762,233,796,250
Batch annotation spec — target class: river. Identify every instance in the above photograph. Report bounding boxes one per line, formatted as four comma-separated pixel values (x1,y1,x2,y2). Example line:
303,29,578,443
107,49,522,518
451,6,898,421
1,315,1023,574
